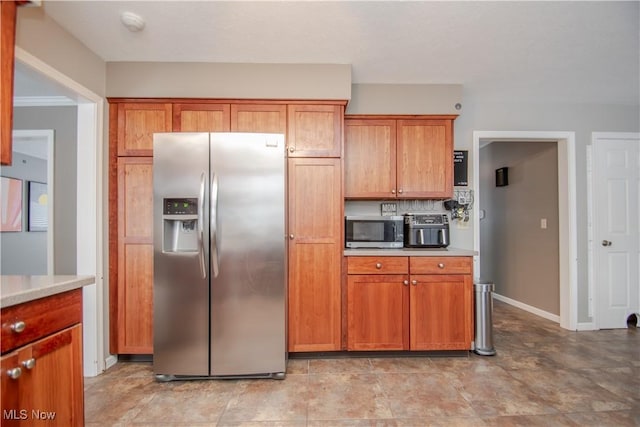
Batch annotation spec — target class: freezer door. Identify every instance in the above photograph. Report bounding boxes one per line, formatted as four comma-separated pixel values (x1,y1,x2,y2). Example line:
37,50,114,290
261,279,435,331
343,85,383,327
209,133,286,376
153,132,210,376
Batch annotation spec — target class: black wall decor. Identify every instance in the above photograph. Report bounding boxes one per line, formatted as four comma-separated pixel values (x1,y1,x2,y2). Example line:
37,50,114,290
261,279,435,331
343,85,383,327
453,150,468,186
496,167,509,187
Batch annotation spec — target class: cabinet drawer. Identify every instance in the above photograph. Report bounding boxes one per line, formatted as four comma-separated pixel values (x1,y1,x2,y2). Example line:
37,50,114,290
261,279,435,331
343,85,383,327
410,256,472,275
1,289,82,354
347,256,409,274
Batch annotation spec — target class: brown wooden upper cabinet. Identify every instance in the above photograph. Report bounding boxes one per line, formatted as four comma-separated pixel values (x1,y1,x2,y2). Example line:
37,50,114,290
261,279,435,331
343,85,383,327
173,103,231,132
287,104,342,157
1,0,18,165
344,116,456,199
117,103,173,156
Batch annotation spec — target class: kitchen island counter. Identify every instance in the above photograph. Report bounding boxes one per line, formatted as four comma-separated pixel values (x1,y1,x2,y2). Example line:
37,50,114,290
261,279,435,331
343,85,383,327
344,247,477,257
0,275,95,308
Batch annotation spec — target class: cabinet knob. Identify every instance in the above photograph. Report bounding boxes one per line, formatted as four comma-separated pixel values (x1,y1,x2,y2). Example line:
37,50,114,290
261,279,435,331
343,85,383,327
438,263,445,269
398,189,403,194
10,321,26,333
22,358,36,370
403,280,409,286
411,280,418,286
288,146,295,153
391,189,396,194
6,367,22,380
375,263,382,269
601,240,612,247
289,234,295,240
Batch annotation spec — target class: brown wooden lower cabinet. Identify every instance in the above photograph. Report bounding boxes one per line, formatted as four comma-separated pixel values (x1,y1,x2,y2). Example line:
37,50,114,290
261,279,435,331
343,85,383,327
346,256,473,351
1,290,84,426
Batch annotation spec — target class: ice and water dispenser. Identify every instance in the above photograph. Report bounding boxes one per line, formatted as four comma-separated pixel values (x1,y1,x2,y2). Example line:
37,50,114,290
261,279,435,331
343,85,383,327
162,198,199,253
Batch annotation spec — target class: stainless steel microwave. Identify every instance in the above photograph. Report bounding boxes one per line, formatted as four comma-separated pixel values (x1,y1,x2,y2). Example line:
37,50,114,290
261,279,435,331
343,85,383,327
345,215,404,249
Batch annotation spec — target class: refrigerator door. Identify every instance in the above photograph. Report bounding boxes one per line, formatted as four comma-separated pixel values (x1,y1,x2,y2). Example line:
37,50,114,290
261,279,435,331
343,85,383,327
209,133,286,376
153,132,210,377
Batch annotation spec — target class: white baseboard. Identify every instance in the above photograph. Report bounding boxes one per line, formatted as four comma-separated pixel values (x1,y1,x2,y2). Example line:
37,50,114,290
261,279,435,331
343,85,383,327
493,293,561,323
576,322,596,331
105,355,118,371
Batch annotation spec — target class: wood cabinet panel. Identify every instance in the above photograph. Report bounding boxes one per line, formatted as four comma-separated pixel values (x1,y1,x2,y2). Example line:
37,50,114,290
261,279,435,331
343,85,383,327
1,295,84,427
347,256,408,275
347,275,409,350
0,0,17,166
173,103,230,132
287,105,342,157
344,116,455,199
397,119,453,198
410,256,472,275
410,274,472,350
1,290,82,352
117,157,154,353
119,244,153,352
117,103,172,156
231,104,287,133
344,119,396,198
288,157,342,352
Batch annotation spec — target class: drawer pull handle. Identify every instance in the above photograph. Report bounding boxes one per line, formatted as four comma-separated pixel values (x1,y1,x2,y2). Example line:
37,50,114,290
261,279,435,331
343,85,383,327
375,263,382,269
411,280,418,286
10,321,26,333
22,358,36,370
403,280,409,286
438,263,445,269
7,367,22,380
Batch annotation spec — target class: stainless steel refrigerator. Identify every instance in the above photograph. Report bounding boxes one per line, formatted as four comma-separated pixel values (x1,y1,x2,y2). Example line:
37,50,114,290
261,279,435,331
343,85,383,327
152,132,286,380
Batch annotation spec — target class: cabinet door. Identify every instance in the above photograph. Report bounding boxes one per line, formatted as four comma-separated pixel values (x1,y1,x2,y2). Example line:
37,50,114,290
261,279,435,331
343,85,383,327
287,105,342,157
173,103,230,131
1,351,20,426
231,104,287,133
117,103,172,156
397,119,453,198
1,326,84,426
347,275,409,350
288,158,342,351
1,0,17,166
410,274,472,350
117,157,154,353
344,119,397,198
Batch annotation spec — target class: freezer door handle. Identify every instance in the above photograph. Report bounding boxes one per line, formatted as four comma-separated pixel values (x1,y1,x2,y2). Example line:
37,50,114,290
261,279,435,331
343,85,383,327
197,173,207,279
211,173,220,278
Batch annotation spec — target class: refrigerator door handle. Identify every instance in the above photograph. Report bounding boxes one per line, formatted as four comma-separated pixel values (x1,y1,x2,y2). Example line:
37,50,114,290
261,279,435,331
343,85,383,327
210,173,220,278
197,172,207,279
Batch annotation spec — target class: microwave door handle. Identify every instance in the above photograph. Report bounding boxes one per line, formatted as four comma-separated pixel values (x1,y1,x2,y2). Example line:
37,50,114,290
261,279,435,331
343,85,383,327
439,228,449,246
418,228,425,245
210,172,220,278
197,172,207,279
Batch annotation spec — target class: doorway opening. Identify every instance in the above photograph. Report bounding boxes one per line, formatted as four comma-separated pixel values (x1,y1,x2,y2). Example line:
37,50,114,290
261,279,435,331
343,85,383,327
472,131,577,330
14,47,105,375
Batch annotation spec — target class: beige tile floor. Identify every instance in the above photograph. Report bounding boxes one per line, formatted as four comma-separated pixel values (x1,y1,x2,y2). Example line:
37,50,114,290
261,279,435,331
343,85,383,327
85,301,640,426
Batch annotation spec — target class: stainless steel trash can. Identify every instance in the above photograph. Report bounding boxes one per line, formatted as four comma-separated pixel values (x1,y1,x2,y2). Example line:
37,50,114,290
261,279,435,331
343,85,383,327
474,282,496,356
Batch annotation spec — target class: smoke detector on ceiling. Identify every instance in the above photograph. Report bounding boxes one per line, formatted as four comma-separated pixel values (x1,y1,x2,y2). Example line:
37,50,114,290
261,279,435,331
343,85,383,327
120,11,145,32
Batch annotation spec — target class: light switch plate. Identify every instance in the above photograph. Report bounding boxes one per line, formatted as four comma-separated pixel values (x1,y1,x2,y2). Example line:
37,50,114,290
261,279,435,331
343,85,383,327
381,203,397,216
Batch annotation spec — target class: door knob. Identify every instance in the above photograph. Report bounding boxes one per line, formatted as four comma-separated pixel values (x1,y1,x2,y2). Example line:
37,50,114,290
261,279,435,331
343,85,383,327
601,240,612,247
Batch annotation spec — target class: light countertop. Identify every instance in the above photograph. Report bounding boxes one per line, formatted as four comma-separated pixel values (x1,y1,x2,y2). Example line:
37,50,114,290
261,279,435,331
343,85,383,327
1,275,95,309
344,247,477,257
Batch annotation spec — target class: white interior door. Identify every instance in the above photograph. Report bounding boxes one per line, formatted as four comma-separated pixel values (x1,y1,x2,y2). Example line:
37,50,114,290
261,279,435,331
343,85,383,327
593,133,640,329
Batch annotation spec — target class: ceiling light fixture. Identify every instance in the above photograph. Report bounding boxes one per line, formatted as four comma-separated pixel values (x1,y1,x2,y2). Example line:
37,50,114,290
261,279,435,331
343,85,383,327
120,11,145,32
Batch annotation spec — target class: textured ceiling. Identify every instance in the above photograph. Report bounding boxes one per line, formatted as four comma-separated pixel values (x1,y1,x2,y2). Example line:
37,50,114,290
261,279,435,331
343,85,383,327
17,1,640,105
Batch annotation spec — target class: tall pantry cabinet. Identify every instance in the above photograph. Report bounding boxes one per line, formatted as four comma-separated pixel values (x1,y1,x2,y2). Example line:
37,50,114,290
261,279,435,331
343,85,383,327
109,100,345,354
